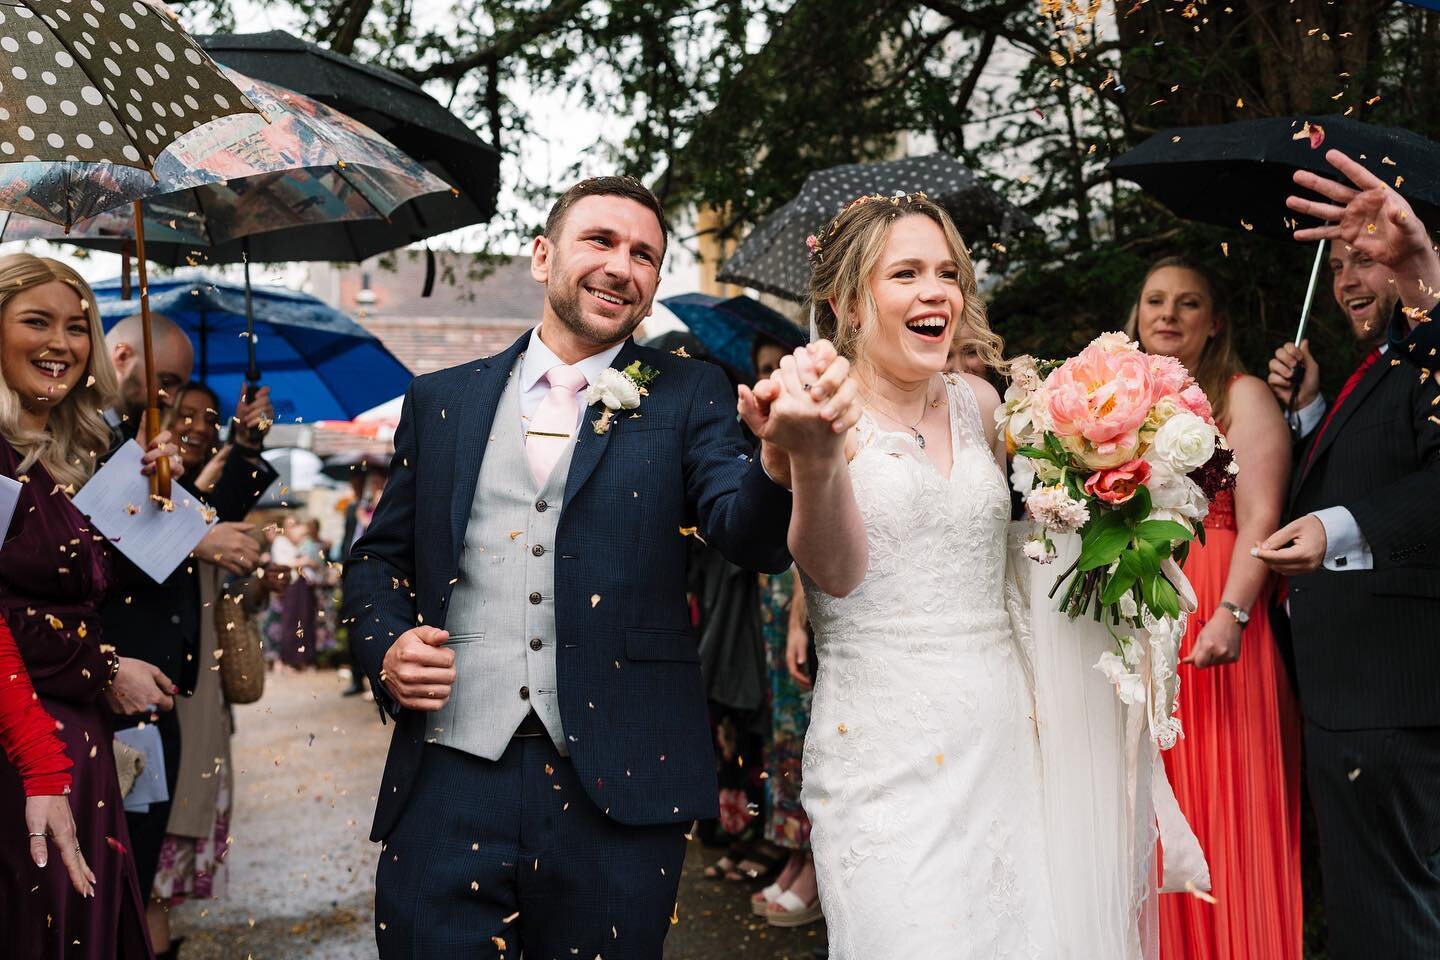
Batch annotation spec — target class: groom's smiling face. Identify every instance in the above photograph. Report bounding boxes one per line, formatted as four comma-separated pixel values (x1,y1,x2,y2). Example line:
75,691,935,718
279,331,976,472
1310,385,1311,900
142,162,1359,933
533,195,663,349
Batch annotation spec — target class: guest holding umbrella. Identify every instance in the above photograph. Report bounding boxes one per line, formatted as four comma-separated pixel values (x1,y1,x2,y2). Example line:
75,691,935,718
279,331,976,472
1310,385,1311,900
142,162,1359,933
0,252,180,960
1126,256,1301,960
1258,150,1440,960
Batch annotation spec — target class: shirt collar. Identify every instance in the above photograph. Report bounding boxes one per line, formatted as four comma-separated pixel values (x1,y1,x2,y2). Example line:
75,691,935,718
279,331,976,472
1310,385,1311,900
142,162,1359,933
519,325,627,392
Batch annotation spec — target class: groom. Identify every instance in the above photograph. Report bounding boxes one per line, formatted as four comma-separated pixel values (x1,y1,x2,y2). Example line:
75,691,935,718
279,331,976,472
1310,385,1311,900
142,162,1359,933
343,176,856,959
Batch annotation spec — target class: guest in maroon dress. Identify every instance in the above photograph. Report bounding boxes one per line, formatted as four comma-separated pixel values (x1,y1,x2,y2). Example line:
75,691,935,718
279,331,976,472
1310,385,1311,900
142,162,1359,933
0,253,179,960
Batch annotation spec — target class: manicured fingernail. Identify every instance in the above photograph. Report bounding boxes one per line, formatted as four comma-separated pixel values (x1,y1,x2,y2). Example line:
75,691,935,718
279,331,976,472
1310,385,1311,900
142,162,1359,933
1248,547,1260,557
36,857,46,868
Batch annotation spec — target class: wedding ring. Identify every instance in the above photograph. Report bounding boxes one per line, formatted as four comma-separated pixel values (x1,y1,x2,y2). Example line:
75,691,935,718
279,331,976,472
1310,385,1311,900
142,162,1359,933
801,383,813,393
27,832,46,838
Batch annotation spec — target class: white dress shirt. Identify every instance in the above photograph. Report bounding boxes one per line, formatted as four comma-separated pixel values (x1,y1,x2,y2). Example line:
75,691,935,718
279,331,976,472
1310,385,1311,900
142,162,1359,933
1293,343,1388,572
516,326,625,433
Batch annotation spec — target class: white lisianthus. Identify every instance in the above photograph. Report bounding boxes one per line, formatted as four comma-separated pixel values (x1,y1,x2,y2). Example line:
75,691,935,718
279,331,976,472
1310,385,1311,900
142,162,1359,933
1023,536,1056,564
1151,411,1216,473
1008,354,1042,393
585,368,643,411
1025,484,1090,534
1095,651,1147,705
1117,591,1139,619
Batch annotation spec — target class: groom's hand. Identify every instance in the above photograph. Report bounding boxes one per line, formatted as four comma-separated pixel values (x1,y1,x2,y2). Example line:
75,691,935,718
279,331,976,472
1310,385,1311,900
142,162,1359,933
380,626,456,711
1252,515,1328,576
745,342,860,459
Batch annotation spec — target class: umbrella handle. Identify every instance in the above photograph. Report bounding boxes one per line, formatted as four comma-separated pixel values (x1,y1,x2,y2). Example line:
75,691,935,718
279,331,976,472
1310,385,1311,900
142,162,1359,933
133,201,171,501
1292,238,1327,347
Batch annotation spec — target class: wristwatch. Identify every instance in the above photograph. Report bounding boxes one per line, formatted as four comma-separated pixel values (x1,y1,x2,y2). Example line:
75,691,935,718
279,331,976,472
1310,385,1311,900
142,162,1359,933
1219,600,1249,626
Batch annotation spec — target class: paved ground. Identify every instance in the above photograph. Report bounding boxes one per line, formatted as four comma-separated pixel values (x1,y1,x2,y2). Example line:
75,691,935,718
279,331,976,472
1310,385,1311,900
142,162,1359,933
169,670,826,959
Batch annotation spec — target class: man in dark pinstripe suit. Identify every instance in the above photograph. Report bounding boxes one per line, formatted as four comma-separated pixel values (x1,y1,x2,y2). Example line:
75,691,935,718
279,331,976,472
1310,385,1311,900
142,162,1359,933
1259,150,1440,960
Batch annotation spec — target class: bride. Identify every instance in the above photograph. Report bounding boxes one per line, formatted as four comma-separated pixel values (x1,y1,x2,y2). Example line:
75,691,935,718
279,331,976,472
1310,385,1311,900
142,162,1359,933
740,192,1199,959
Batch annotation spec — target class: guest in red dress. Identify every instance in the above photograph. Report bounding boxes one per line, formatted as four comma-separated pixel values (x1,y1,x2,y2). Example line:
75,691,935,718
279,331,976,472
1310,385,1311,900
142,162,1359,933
0,614,95,896
0,253,179,960
1128,256,1303,960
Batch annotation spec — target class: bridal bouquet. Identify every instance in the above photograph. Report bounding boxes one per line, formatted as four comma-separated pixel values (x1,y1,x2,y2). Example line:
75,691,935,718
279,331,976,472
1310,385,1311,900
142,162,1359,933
999,333,1237,740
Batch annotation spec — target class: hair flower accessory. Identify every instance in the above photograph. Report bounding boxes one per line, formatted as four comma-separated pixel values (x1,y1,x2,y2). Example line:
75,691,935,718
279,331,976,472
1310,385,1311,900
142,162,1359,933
804,191,933,266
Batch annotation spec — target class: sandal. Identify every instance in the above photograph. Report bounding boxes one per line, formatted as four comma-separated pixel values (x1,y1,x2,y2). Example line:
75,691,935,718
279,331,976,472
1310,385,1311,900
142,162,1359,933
767,889,824,928
702,842,750,881
734,844,787,881
750,881,783,917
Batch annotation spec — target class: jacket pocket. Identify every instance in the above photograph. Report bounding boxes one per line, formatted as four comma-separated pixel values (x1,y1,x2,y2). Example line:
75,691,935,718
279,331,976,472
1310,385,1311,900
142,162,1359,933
626,627,701,662
1372,568,1440,599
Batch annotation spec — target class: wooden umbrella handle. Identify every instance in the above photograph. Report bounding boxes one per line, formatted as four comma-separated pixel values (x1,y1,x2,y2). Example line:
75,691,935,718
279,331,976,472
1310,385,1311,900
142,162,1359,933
134,202,171,501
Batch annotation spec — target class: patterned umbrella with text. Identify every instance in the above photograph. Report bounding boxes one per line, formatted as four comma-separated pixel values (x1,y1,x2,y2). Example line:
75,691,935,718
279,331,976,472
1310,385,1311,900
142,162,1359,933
0,0,263,497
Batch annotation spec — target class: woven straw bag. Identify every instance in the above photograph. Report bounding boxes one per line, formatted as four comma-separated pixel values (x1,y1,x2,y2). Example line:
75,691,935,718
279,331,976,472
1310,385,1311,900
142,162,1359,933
214,586,266,704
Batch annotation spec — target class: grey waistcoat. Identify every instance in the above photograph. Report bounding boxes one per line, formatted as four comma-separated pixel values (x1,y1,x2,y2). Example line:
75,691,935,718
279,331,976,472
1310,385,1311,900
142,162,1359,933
430,369,573,759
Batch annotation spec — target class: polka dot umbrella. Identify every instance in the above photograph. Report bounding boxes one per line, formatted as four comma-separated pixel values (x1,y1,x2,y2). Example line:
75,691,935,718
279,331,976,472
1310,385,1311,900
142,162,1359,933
717,153,1034,303
0,0,263,497
0,0,260,170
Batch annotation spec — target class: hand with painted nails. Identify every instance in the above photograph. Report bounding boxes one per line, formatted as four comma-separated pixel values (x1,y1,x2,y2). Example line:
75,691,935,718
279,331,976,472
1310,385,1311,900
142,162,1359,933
25,794,95,897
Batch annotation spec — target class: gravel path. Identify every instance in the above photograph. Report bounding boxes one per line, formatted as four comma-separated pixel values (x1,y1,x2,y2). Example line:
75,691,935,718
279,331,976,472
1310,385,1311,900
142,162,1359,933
168,670,826,959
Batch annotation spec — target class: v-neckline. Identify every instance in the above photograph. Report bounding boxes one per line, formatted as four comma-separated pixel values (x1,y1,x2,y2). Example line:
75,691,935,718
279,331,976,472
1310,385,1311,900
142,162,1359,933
863,376,957,482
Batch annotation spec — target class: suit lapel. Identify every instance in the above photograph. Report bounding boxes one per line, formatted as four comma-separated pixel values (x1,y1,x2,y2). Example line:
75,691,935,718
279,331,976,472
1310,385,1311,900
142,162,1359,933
1294,352,1392,496
449,332,529,569
563,339,641,508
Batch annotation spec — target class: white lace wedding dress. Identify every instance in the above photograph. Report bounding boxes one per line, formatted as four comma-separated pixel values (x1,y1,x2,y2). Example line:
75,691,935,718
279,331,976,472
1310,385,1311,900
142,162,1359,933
800,373,1057,959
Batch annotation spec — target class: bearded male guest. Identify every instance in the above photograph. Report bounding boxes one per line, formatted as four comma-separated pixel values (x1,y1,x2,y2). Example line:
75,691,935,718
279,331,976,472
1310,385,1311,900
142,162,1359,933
1258,150,1440,960
343,176,862,959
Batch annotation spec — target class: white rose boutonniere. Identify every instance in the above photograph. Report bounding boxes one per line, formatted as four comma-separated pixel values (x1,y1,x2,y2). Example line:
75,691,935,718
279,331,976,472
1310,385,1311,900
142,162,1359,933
586,360,660,434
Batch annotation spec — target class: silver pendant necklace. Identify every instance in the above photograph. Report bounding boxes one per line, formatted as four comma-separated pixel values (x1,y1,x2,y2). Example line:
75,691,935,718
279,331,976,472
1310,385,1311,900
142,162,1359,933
870,386,931,448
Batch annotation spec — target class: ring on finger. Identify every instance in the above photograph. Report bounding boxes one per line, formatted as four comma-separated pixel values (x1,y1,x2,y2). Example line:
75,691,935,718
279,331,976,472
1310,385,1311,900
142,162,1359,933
27,832,46,838
801,383,813,393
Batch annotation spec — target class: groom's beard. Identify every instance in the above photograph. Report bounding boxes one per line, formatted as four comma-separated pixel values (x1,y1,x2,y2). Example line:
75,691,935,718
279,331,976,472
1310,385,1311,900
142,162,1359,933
546,268,648,348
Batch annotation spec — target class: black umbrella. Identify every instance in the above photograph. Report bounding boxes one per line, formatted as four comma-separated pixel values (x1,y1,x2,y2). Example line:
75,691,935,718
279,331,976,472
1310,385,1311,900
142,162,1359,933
1110,115,1440,344
717,153,1034,303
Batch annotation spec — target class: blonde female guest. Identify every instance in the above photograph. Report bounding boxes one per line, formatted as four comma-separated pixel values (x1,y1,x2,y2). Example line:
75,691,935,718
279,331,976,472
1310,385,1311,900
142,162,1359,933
1129,256,1302,960
0,253,181,960
739,193,1055,959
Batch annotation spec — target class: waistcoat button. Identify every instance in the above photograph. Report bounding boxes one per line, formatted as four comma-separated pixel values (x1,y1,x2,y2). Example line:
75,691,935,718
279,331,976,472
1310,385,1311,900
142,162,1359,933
519,686,530,700
529,592,542,605
530,637,543,651
536,499,548,512
532,544,545,557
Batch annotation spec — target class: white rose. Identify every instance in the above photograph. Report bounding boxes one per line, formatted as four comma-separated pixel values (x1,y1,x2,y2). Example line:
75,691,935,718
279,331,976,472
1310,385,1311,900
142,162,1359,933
1151,411,1216,473
585,368,642,410
1095,651,1147,705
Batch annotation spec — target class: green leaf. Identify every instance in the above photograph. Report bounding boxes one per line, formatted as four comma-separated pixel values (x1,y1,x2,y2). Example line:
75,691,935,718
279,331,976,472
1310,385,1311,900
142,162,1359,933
1133,537,1163,578
1100,550,1143,605
1136,519,1194,546
1077,512,1132,571
1118,483,1152,524
1043,431,1067,461
1152,575,1181,620
1015,445,1059,465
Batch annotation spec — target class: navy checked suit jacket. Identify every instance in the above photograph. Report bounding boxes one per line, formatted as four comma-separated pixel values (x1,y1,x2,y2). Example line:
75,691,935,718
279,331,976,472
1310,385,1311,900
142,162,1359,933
343,332,794,841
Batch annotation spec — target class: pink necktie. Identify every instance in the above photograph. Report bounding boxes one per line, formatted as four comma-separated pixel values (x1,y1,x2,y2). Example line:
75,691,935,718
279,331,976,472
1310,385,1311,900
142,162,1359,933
525,364,589,486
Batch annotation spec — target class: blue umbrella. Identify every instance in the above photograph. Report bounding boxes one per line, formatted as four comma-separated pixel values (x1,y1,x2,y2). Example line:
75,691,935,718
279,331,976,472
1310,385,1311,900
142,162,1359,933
661,294,806,379
93,275,413,423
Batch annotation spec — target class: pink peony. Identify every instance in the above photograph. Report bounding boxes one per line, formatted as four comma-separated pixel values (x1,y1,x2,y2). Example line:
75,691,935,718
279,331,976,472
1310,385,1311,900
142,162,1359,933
1147,354,1192,399
1084,458,1152,505
1040,339,1156,467
1177,384,1214,423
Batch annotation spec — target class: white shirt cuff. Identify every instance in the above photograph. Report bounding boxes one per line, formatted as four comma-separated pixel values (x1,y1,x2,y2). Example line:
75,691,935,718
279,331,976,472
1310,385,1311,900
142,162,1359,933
1311,506,1373,571
1294,395,1327,438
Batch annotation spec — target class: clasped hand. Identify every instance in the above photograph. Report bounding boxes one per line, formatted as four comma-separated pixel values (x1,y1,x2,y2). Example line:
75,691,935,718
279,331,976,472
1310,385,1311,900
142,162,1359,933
737,340,862,479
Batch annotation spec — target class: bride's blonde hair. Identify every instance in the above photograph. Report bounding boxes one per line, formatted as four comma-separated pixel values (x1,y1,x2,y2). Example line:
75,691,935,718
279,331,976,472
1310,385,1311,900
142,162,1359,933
0,254,118,488
807,193,1005,382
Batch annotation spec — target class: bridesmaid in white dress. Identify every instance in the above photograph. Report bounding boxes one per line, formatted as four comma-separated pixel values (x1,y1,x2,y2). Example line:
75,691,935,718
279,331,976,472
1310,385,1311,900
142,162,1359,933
742,193,1057,959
